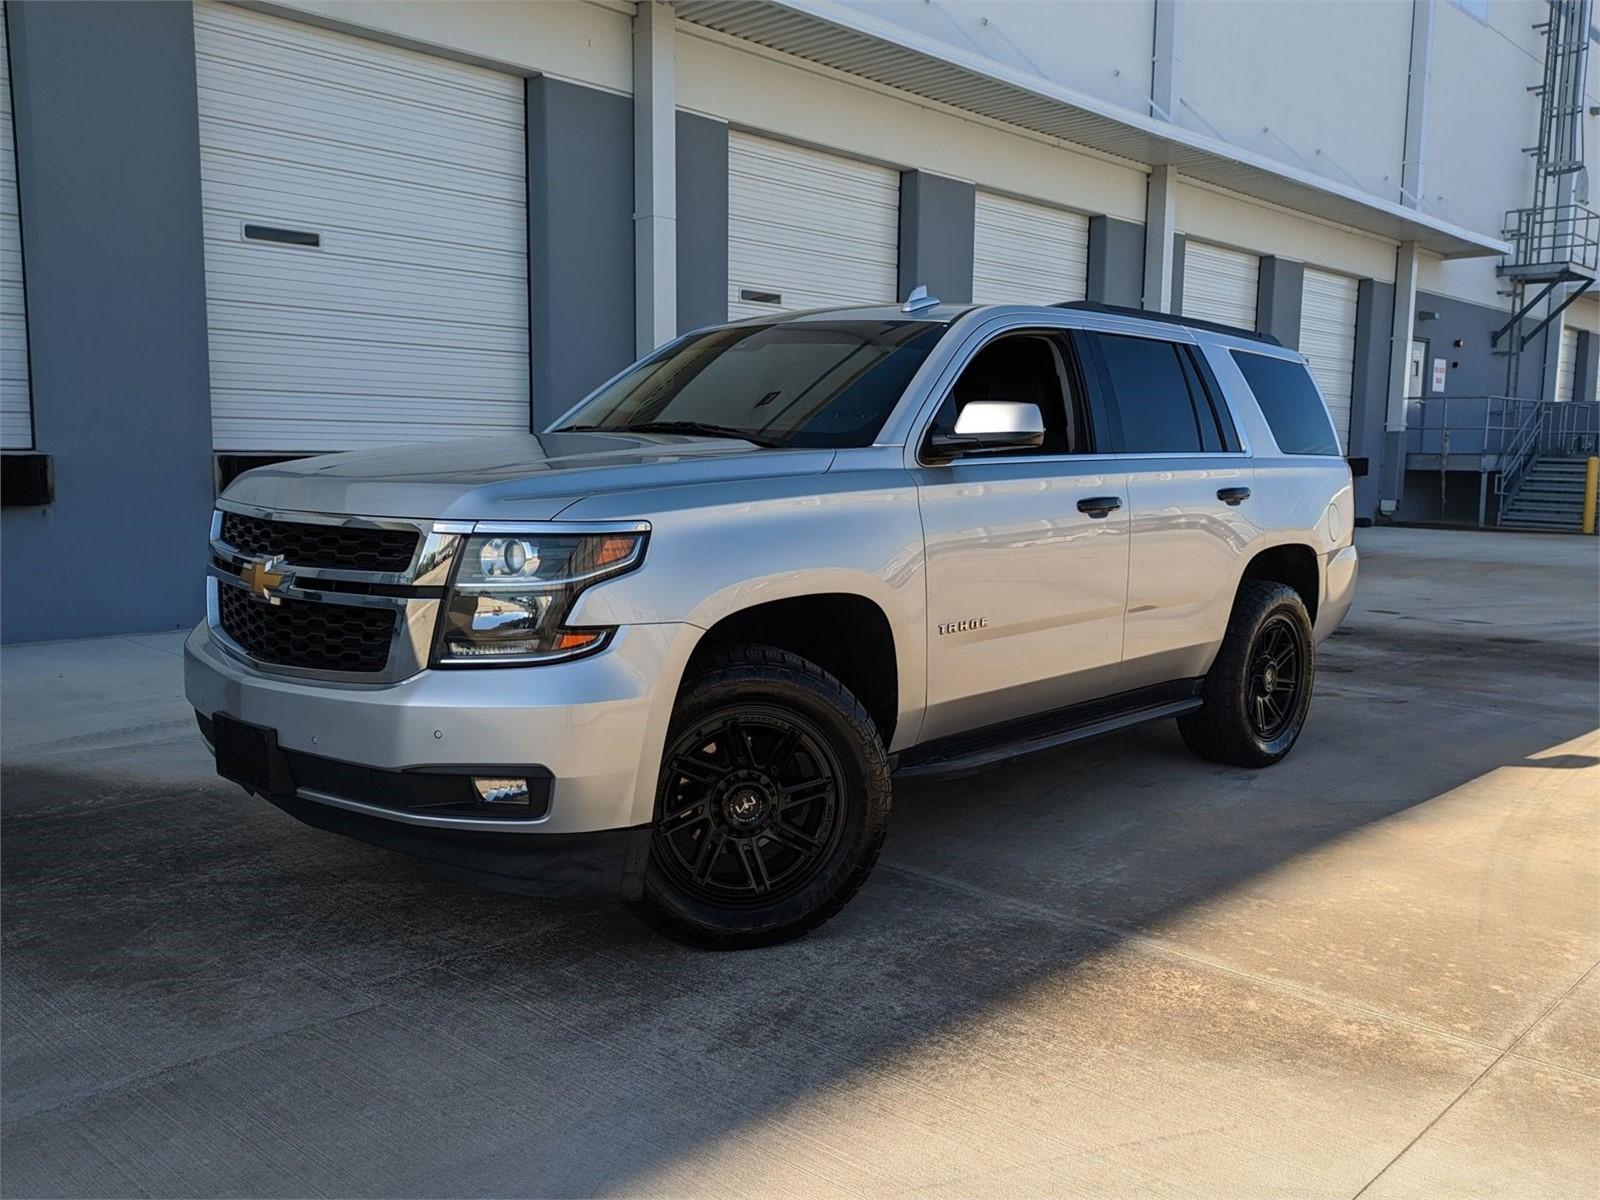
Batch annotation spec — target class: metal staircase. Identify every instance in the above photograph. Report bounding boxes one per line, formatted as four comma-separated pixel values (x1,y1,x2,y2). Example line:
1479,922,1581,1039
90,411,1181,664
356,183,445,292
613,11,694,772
1498,457,1598,531
1491,0,1596,526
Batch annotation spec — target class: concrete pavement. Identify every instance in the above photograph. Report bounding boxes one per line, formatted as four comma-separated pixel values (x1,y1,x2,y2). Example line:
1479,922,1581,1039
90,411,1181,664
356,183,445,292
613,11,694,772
2,526,1596,1197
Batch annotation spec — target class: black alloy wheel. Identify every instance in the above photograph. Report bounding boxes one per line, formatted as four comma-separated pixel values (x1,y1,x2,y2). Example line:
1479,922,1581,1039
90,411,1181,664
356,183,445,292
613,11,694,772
1178,580,1317,768
635,644,891,949
1247,613,1306,740
653,707,845,906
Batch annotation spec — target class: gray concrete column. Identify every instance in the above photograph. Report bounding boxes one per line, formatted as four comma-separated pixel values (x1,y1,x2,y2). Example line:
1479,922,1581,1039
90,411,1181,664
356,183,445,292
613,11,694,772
898,171,974,304
633,1,676,353
1086,216,1144,308
528,77,635,429
1256,257,1305,350
1,1,213,642
676,112,728,334
1349,278,1396,520
1168,231,1187,315
1380,242,1421,513
1143,166,1178,312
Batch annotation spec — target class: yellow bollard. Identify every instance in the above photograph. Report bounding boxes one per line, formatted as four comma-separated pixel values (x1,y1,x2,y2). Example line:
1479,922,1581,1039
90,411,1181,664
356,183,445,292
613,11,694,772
1584,456,1599,536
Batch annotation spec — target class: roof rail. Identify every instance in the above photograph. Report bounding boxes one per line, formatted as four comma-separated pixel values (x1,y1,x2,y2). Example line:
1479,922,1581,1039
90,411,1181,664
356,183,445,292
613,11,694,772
1053,300,1282,346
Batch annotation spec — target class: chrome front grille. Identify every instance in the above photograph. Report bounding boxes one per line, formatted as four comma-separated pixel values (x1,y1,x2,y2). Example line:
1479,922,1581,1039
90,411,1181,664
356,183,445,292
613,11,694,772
207,502,466,683
219,511,418,573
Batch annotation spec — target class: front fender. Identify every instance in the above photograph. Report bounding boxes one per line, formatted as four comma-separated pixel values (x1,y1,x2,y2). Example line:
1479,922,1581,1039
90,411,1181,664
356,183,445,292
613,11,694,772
562,469,929,750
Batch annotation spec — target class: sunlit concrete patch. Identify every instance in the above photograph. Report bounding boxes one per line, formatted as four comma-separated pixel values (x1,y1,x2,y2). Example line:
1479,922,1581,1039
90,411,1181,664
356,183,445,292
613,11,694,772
1357,1053,1600,1200
1128,727,1600,1046
1515,967,1600,1078
603,918,1498,1198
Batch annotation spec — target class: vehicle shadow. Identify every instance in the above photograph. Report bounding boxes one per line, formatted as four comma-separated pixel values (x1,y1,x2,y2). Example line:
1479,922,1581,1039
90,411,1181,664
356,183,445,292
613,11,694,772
0,618,1596,1197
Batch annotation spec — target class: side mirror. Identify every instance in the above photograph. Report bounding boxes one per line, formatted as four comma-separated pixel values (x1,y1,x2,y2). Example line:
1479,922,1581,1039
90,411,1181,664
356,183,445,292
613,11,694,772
927,401,1046,459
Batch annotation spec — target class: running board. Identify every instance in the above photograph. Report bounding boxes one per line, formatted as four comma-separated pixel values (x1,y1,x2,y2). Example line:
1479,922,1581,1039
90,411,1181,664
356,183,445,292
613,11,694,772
894,683,1203,780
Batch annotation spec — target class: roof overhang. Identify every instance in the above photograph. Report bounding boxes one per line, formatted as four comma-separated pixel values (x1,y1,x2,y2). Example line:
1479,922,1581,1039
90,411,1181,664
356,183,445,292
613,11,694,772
676,0,1509,261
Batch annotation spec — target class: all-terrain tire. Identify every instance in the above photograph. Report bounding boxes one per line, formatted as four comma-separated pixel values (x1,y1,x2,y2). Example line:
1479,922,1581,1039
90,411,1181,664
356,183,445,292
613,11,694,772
1178,581,1316,768
632,644,891,949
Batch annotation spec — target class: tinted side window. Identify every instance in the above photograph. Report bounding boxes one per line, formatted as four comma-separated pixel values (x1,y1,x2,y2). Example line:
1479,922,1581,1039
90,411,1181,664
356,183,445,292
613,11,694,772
1088,333,1205,454
1231,352,1341,455
931,332,1091,456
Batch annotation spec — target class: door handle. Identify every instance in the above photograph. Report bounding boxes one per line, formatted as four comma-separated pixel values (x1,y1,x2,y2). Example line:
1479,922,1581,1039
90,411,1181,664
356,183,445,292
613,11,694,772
1217,487,1251,506
1077,496,1122,518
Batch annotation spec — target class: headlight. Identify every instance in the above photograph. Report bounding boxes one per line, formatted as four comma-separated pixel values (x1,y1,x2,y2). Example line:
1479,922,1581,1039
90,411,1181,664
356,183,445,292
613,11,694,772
434,531,645,665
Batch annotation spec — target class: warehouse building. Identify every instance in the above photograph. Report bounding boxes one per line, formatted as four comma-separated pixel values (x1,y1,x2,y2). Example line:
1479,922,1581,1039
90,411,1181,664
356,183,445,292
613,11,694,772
0,0,1596,642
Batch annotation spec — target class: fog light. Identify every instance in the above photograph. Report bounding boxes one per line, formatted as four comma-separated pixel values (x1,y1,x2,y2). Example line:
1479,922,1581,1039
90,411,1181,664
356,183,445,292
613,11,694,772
472,777,532,806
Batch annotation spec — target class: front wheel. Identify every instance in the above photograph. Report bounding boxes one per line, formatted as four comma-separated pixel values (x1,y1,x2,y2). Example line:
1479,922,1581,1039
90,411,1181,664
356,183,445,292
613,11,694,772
633,645,891,949
1178,581,1316,767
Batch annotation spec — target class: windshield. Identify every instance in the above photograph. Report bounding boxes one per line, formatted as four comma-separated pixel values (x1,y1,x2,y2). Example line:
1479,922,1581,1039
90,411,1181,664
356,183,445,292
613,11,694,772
557,320,947,448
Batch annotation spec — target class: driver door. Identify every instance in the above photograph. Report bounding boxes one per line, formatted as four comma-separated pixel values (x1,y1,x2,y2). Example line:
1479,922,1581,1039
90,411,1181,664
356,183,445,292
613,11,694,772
911,329,1129,742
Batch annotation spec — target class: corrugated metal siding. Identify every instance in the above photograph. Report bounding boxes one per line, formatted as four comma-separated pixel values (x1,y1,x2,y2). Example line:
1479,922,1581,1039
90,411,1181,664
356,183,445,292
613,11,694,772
193,2,529,452
727,132,899,321
1300,267,1359,448
1,5,30,450
1555,325,1578,403
971,191,1088,305
1181,241,1259,333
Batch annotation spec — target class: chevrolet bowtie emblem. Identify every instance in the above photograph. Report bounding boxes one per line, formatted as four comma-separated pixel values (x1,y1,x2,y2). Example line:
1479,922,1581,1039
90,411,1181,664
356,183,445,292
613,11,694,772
241,555,290,604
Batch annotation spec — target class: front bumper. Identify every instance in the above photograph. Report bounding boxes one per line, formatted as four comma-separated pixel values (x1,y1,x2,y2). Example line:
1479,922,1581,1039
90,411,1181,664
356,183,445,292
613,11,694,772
185,621,698,895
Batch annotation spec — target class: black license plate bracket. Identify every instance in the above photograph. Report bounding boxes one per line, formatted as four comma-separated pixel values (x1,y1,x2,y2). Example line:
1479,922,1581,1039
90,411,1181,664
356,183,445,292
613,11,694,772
212,714,293,796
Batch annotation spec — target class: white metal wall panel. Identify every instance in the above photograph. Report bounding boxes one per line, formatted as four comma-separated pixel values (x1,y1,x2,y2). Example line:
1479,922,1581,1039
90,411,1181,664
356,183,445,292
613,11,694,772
1300,267,1359,448
1,6,31,450
1555,324,1578,403
971,191,1088,305
194,2,529,452
1181,240,1259,332
728,133,899,321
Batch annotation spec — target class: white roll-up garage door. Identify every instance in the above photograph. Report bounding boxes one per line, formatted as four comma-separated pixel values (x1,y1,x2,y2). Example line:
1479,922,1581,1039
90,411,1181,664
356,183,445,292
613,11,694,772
728,133,899,322
194,2,529,452
1,5,31,450
971,192,1088,306
1181,241,1259,332
1301,267,1359,449
1555,325,1578,402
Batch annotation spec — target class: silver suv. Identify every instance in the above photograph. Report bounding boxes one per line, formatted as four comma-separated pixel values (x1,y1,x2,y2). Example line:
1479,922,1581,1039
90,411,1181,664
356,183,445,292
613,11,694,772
186,299,1358,948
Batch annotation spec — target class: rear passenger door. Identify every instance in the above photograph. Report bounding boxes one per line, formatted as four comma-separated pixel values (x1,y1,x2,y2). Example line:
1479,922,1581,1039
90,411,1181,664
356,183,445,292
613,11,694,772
1081,331,1259,689
912,327,1129,741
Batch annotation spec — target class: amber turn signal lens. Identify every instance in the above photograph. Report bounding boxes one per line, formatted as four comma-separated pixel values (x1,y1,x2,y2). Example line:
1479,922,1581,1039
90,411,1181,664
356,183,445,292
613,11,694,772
592,535,638,567
553,631,603,651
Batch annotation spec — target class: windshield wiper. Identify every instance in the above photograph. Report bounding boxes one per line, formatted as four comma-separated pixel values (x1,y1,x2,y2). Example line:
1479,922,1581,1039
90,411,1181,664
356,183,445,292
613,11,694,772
614,420,785,448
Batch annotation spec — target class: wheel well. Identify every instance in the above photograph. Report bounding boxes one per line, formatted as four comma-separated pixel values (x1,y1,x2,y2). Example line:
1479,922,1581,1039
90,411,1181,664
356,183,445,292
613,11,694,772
689,594,899,745
1240,544,1320,620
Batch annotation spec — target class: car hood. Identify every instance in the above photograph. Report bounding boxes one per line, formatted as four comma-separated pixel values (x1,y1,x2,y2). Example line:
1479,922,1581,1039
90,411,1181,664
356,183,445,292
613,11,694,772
222,431,838,522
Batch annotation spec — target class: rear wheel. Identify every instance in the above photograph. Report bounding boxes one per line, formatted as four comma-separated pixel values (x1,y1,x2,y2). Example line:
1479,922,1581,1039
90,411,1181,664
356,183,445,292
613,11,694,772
633,645,891,949
1178,581,1315,767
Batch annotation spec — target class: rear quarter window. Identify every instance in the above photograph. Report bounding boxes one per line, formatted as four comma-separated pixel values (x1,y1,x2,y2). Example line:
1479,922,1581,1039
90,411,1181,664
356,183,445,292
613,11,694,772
1230,351,1342,456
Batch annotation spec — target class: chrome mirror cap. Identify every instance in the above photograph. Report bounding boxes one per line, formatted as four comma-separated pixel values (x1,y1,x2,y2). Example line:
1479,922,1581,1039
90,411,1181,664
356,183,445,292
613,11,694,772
927,400,1047,461
952,400,1045,438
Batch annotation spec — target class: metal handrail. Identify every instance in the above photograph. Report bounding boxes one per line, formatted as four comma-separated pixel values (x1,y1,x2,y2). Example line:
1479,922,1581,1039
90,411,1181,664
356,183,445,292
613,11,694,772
1499,401,1545,499
1501,203,1600,274
1404,397,1600,468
